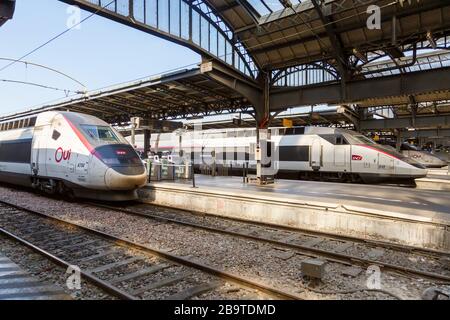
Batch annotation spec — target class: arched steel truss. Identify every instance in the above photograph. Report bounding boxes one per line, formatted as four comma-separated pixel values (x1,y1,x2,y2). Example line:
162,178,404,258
70,0,258,78
273,35,450,87
271,61,339,87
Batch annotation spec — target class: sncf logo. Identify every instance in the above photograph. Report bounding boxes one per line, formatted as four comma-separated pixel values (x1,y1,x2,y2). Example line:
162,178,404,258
352,155,363,161
55,147,72,163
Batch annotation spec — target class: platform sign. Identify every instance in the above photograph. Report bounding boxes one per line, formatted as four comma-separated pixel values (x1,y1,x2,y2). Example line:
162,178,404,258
259,128,269,141
282,118,293,128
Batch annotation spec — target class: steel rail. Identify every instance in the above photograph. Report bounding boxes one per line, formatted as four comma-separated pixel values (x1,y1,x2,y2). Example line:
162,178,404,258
88,202,450,283
129,201,450,257
0,200,302,300
0,227,137,300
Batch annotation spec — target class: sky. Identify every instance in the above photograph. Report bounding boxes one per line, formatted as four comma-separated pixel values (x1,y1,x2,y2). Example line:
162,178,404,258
0,0,200,115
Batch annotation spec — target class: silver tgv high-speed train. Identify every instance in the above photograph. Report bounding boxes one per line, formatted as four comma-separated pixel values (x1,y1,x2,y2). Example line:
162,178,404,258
399,143,447,168
0,111,147,200
133,126,427,183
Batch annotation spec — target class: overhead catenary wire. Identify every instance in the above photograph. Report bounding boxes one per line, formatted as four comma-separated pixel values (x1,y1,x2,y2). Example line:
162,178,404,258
0,0,116,74
0,79,84,95
0,57,87,91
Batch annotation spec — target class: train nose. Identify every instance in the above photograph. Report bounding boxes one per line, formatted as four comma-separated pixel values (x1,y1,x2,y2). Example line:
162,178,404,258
104,167,148,190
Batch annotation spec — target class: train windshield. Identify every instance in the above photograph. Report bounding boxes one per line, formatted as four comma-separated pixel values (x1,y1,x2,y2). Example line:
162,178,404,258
81,125,122,144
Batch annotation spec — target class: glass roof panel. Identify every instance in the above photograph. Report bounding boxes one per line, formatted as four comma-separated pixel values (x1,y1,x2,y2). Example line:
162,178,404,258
244,0,302,17
263,0,285,12
246,0,272,16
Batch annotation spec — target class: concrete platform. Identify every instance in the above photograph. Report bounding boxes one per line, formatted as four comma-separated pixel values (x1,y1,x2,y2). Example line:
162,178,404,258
138,176,450,252
427,167,450,176
417,170,450,191
0,254,71,300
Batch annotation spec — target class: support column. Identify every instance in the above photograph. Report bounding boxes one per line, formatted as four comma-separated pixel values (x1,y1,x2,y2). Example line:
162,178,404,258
253,72,274,185
143,129,151,159
130,123,136,148
395,129,402,152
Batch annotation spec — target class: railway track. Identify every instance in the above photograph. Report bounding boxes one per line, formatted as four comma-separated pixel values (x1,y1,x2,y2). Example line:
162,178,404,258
89,202,450,283
0,200,303,300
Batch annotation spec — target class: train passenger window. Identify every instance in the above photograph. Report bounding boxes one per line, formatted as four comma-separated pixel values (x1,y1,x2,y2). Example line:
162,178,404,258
285,128,295,135
52,130,61,141
29,117,36,127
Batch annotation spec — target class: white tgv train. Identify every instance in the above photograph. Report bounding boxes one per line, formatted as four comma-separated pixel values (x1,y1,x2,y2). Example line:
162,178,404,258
0,111,147,200
399,143,447,168
133,126,427,183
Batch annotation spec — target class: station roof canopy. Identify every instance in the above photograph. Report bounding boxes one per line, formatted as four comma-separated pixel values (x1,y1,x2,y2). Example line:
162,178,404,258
61,0,450,77
0,68,254,123
2,52,450,126
206,0,450,70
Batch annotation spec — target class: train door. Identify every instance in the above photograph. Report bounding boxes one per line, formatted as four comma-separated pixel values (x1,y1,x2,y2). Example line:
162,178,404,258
334,146,346,167
310,138,322,170
378,153,395,174
334,134,349,169
31,126,49,177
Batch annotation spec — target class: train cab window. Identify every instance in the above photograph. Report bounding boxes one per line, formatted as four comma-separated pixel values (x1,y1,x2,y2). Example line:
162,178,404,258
320,134,348,145
81,125,121,143
336,135,348,145
52,130,61,141
349,135,376,145
29,117,36,127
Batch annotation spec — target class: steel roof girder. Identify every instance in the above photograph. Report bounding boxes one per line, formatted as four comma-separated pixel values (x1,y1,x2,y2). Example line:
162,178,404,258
269,66,450,110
